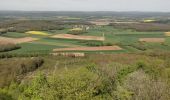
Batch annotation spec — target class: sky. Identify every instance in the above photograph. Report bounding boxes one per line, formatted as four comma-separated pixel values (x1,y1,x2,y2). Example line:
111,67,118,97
0,0,170,12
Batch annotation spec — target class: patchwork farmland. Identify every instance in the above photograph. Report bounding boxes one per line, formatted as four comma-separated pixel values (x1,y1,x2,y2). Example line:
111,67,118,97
0,24,170,54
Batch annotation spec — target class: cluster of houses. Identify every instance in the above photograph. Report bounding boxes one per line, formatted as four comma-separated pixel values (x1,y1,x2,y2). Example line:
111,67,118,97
51,52,85,57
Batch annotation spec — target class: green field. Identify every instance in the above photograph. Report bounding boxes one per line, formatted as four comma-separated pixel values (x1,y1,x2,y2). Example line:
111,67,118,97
1,32,29,38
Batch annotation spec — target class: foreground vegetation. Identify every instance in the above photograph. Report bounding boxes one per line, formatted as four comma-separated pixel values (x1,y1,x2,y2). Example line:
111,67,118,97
0,52,170,100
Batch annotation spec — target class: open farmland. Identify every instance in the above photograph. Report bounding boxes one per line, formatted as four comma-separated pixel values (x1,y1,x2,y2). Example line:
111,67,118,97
1,25,170,54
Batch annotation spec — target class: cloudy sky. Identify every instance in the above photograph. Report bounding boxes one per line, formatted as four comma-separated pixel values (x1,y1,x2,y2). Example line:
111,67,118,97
0,0,170,12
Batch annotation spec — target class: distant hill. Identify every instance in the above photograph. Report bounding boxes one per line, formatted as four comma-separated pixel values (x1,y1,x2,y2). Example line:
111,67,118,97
0,11,170,19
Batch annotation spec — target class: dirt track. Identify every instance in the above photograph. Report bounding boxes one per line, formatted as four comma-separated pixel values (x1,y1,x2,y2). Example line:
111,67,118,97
0,36,38,44
53,46,122,51
51,34,105,41
139,38,165,43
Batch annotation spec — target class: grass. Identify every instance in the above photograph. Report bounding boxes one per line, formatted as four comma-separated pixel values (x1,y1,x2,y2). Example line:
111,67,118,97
37,38,85,47
9,43,65,54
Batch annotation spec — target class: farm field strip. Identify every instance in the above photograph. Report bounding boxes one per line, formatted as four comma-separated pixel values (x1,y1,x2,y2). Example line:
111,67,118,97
51,34,105,41
25,31,49,36
53,46,122,51
30,41,84,47
1,32,29,38
0,36,38,44
139,38,165,43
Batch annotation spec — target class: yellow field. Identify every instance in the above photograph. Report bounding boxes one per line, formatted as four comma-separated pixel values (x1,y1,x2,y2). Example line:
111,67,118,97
25,31,49,36
165,32,170,36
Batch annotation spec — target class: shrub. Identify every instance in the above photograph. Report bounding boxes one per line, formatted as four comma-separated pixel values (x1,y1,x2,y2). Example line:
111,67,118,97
17,58,44,75
79,41,113,47
129,43,147,51
0,43,21,52
0,57,44,88
4,65,118,99
67,30,87,35
124,70,170,100
0,92,13,100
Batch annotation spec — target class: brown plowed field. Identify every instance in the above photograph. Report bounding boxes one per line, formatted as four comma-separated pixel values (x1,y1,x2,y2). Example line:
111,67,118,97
53,46,122,51
0,36,38,44
51,34,105,41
